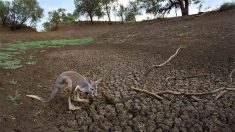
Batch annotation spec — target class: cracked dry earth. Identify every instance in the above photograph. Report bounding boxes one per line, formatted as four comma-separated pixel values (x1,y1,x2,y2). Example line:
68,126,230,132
0,9,235,131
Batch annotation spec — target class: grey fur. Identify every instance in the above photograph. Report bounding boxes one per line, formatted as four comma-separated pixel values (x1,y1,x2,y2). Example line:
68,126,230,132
26,71,102,104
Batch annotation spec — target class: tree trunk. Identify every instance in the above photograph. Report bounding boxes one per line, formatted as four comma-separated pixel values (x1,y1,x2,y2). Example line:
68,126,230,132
184,0,189,15
88,13,93,23
121,15,124,24
105,4,111,24
178,0,189,16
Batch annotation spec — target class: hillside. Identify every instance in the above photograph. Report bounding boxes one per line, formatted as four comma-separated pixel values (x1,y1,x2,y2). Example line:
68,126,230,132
0,9,235,131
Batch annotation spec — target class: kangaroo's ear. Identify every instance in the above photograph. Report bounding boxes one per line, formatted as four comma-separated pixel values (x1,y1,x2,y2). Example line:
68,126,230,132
95,78,103,85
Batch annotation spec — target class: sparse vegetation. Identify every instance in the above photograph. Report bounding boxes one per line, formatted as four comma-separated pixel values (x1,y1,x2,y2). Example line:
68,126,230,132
0,60,22,69
26,55,36,65
0,53,14,60
0,38,93,69
9,79,18,85
217,2,235,12
0,0,234,131
95,98,107,105
74,0,103,23
2,38,93,51
155,101,162,111
8,90,21,105
0,0,43,30
137,123,145,129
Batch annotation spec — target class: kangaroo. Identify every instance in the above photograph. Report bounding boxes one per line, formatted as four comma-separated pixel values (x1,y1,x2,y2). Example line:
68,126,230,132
26,71,102,110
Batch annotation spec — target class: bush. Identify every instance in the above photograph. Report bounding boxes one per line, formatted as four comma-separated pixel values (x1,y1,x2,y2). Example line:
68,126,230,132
217,2,235,12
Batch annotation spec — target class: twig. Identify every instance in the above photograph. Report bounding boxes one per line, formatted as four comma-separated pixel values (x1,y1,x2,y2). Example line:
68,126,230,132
131,87,164,100
215,90,227,100
144,46,182,78
133,69,235,102
230,69,235,85
165,74,209,81
190,96,205,102
131,87,235,101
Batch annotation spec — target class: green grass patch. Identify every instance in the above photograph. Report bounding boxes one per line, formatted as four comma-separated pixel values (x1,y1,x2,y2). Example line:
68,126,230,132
0,60,23,69
0,38,93,70
0,53,14,60
1,38,93,51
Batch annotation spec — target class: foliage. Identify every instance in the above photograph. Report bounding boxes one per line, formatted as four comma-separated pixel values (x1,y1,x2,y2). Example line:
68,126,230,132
95,5,105,20
217,2,235,12
74,0,102,22
0,0,11,25
62,13,77,24
9,0,44,30
43,8,77,31
117,4,126,23
42,21,52,32
137,0,163,17
47,8,66,30
101,0,116,22
8,90,21,105
125,12,136,21
138,0,201,17
125,1,141,22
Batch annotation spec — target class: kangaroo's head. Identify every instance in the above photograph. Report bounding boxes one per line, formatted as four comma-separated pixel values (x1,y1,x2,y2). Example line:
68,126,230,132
89,78,102,97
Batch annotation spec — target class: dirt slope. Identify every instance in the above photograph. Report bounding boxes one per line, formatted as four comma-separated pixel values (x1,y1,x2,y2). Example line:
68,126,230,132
0,9,235,131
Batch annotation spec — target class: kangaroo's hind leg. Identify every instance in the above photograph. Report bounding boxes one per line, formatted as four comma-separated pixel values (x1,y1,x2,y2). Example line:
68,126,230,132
63,77,80,110
68,96,80,110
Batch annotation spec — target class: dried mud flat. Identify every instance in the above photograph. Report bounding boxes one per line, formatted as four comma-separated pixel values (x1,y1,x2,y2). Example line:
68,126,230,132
0,10,235,131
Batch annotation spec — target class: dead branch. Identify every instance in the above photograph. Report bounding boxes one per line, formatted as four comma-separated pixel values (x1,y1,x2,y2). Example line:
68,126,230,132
135,48,235,102
165,74,209,81
190,96,205,102
131,87,164,100
144,46,182,78
131,87,235,102
230,69,235,85
215,90,227,100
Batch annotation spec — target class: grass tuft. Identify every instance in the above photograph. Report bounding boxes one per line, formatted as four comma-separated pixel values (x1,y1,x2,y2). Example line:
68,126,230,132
9,79,18,85
0,53,14,60
0,60,22,69
8,90,21,105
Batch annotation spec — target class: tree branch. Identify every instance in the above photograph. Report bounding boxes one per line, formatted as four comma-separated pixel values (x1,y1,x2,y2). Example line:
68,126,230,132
144,45,181,78
135,42,235,102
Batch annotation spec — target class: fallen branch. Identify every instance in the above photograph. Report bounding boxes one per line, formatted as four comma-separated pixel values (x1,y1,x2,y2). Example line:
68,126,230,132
215,90,227,100
144,46,182,79
131,87,164,100
131,87,235,102
230,69,235,85
165,74,209,81
137,44,235,102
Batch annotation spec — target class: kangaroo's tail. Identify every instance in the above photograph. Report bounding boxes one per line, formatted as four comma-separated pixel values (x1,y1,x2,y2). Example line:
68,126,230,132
26,86,59,103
